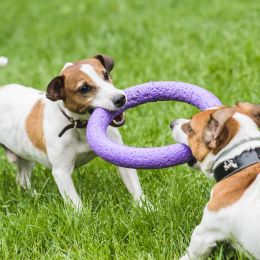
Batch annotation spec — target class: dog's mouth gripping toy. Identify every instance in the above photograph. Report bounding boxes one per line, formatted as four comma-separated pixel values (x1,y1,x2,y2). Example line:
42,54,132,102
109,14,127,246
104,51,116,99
110,112,125,127
87,81,221,169
88,108,125,127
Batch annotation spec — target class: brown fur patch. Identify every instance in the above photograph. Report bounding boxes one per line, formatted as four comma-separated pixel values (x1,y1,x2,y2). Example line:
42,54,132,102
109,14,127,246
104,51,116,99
211,117,239,154
207,163,260,211
61,58,111,114
236,102,260,127
188,109,217,161
26,100,46,153
186,108,239,161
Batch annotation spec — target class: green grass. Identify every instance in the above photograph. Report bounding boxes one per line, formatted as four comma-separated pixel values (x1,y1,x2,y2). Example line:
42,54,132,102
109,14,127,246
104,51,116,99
0,0,259,258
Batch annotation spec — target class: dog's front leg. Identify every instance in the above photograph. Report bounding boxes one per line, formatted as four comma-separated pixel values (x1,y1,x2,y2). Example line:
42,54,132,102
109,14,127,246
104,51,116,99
52,164,82,210
180,208,227,259
117,167,145,205
107,127,146,207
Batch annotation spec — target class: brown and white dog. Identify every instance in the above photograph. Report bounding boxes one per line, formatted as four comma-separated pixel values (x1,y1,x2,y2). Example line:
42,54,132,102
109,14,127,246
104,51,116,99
0,55,146,210
171,103,260,259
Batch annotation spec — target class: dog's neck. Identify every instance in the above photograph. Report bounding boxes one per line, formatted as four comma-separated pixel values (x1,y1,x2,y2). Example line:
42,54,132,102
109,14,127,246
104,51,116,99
199,113,260,178
56,100,91,121
213,148,260,182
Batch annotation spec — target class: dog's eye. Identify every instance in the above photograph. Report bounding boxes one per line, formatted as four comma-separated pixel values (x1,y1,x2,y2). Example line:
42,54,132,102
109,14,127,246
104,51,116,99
103,71,109,81
79,83,91,94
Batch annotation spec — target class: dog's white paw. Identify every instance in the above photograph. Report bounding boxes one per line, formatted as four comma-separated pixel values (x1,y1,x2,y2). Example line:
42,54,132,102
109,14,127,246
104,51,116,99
135,196,156,212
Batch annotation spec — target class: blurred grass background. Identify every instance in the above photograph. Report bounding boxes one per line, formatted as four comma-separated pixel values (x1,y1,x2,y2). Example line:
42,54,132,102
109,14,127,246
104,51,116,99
0,0,259,259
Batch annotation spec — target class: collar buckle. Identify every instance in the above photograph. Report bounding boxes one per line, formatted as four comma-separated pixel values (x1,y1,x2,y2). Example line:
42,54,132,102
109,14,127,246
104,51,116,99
74,120,78,128
223,160,238,171
58,106,88,137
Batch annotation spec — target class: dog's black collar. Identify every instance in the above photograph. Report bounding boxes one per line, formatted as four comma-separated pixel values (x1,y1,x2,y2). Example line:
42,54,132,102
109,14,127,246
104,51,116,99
58,107,88,137
213,148,260,182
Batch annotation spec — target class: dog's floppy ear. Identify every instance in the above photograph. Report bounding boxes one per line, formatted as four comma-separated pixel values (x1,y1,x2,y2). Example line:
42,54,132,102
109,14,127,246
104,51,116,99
204,107,236,149
94,54,114,73
46,75,65,101
236,102,260,127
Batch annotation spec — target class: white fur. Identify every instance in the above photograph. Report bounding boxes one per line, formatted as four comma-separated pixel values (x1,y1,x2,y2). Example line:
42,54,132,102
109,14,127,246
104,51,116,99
0,61,146,210
60,62,73,72
172,113,260,258
80,64,125,111
171,119,190,145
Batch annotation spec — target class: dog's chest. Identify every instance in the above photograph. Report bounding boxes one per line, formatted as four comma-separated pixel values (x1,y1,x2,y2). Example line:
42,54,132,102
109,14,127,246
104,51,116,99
71,129,96,166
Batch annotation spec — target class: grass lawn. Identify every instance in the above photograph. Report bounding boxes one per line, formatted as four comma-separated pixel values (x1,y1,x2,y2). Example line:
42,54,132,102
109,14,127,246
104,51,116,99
0,0,259,259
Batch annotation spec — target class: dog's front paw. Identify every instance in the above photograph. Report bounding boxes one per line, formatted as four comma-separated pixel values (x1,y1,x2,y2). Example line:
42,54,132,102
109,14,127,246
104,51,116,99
135,195,156,212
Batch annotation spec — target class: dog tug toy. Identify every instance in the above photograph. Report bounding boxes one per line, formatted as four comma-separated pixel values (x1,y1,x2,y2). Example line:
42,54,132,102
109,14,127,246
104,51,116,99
86,82,221,169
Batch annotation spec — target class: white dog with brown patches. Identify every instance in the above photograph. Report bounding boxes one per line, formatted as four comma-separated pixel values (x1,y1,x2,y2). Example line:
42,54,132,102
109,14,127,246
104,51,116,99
0,55,146,210
171,103,260,259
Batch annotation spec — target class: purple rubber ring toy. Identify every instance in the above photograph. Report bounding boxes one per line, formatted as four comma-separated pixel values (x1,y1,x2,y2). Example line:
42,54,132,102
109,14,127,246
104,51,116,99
86,81,222,169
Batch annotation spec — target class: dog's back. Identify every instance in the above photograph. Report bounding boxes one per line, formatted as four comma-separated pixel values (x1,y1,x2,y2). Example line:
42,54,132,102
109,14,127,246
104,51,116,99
0,84,48,161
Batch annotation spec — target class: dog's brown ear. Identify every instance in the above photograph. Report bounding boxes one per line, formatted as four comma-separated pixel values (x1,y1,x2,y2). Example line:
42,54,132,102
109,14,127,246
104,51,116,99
46,75,65,101
236,102,260,127
94,54,114,73
204,107,236,149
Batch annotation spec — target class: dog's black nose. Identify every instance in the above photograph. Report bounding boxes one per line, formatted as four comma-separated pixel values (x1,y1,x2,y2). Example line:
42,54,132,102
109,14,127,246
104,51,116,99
113,94,126,108
170,120,177,130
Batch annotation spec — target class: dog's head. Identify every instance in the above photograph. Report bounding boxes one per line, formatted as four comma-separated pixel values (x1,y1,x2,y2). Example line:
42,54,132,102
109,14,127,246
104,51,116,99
170,103,260,175
46,54,126,126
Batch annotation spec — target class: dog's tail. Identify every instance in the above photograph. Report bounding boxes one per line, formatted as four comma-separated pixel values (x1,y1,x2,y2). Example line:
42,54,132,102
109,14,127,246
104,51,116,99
0,56,8,67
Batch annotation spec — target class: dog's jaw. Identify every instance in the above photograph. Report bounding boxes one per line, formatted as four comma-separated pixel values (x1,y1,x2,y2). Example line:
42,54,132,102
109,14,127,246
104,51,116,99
171,119,189,145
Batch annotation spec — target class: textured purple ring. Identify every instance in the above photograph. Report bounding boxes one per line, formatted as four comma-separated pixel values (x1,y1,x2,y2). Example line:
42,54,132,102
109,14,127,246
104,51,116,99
86,81,222,169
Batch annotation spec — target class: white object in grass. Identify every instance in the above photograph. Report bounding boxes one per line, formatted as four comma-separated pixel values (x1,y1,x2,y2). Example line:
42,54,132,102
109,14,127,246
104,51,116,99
0,56,8,67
